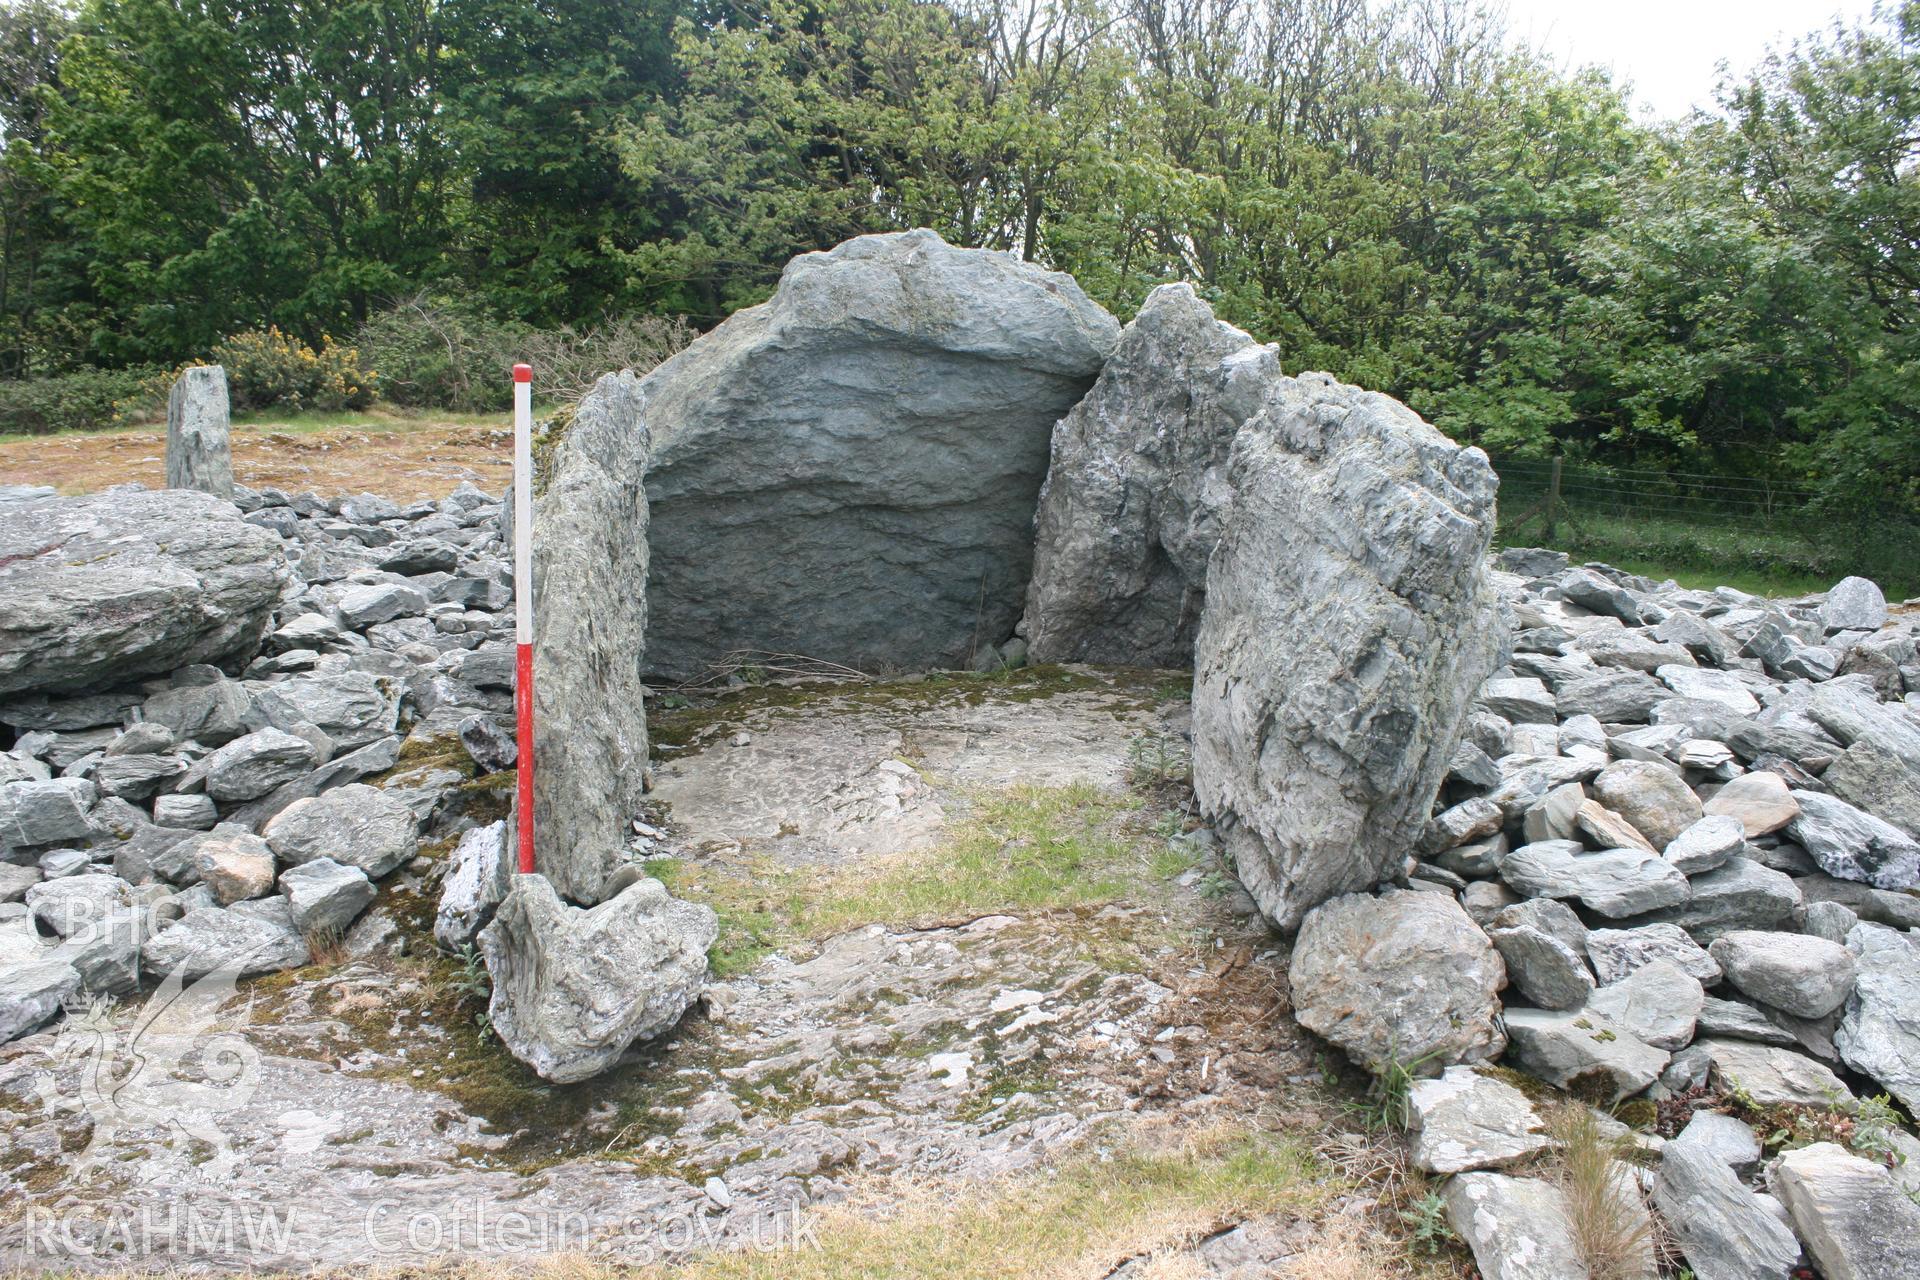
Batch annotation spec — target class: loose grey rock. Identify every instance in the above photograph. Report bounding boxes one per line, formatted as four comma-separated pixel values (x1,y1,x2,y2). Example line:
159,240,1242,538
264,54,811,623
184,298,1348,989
479,872,717,1083
1588,924,1724,986
1481,676,1558,725
457,714,516,774
1696,995,1800,1047
278,858,375,937
139,898,310,980
1558,567,1644,623
24,871,130,938
1819,577,1888,633
153,793,218,830
1771,1142,1920,1280
1586,958,1705,1051
165,365,234,498
51,905,146,996
1709,929,1857,1019
1629,857,1802,940
142,674,252,746
519,372,654,905
1554,669,1666,723
1444,1172,1594,1280
201,729,317,803
1702,771,1800,837
1657,664,1760,714
1664,814,1746,875
250,671,400,751
640,230,1118,680
1407,1067,1554,1174
0,488,287,697
1,777,96,846
1189,370,1502,930
1023,284,1273,666
1502,1007,1669,1101
263,783,417,879
1490,899,1594,1011
1823,738,1920,840
1786,789,1920,891
1593,758,1705,849
1672,1111,1763,1171
1286,890,1507,1072
1522,782,1585,843
1834,922,1920,1116
1696,1038,1853,1107
0,864,37,904
1500,839,1690,917
1802,898,1860,944
434,820,508,950
1656,1140,1802,1280
0,956,81,1043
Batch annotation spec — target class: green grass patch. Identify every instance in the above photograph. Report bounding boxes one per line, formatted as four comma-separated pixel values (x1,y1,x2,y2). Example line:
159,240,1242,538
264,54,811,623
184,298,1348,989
1500,504,1920,598
650,782,1161,977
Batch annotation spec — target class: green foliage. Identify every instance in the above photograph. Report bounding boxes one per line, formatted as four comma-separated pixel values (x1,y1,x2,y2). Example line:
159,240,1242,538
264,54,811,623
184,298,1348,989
0,364,156,433
2,0,1918,524
1399,1189,1457,1255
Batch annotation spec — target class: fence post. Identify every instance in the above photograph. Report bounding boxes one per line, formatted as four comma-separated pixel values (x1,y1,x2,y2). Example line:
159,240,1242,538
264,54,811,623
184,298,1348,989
1544,455,1562,541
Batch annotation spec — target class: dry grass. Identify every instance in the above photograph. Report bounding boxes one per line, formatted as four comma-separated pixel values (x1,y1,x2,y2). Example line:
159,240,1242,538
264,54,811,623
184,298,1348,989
376,1122,1332,1280
1548,1107,1654,1280
0,407,510,501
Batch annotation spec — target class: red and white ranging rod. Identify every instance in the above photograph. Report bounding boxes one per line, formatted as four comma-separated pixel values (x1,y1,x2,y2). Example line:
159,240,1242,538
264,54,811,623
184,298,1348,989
512,362,536,875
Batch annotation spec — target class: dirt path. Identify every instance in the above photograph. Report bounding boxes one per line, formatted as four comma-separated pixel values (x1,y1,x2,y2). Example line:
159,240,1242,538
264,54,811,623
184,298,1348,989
0,673,1424,1276
0,416,512,504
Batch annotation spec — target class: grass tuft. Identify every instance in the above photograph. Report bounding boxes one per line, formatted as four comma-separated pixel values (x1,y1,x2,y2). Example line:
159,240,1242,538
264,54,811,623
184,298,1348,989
1548,1107,1653,1280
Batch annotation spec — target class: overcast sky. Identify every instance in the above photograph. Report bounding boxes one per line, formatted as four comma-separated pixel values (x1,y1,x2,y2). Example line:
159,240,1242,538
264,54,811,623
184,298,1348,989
1500,0,1882,119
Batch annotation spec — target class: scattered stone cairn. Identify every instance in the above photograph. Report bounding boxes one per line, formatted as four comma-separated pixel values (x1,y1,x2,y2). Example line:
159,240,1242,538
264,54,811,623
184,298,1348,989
0,477,558,1047
166,364,235,499
1286,553,1920,1279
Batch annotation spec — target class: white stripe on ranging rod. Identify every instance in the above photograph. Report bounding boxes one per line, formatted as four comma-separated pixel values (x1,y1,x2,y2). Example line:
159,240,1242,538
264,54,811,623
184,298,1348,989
512,362,535,875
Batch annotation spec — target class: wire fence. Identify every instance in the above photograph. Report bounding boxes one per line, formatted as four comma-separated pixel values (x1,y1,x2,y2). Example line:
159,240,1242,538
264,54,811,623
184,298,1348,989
1489,456,1920,593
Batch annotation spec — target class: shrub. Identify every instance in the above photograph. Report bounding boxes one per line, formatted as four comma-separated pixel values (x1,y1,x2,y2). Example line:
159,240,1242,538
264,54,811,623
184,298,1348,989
0,366,160,434
355,294,527,412
208,326,376,413
357,294,695,412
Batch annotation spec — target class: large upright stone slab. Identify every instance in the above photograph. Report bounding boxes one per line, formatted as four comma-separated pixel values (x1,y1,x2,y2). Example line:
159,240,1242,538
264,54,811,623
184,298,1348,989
1022,284,1275,666
0,488,288,697
166,364,234,498
639,229,1119,680
521,372,654,904
1191,372,1504,930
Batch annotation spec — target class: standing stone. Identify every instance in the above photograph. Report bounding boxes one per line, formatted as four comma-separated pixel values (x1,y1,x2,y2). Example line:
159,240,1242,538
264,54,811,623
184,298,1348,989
1191,372,1502,929
166,365,234,499
1023,284,1275,665
479,872,717,1083
639,230,1119,680
1286,889,1507,1072
519,372,653,905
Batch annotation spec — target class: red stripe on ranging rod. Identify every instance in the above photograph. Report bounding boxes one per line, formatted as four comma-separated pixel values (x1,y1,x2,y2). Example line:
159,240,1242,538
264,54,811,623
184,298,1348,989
512,362,535,875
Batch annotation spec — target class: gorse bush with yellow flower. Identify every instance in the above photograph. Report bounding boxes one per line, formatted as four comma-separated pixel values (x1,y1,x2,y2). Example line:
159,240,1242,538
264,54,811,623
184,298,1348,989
110,327,377,424
209,327,377,413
